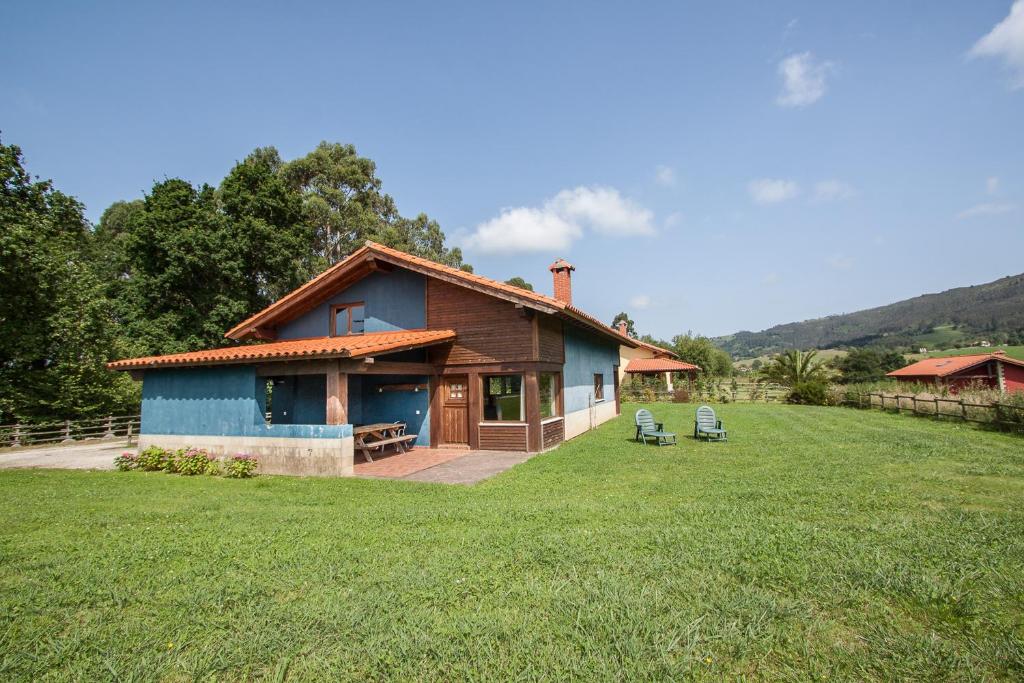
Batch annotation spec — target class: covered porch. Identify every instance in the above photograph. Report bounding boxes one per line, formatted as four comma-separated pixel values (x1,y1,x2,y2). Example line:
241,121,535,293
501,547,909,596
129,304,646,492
623,357,701,391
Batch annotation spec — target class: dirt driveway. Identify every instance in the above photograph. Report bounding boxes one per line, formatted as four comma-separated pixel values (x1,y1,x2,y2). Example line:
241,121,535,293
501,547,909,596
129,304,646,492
0,441,128,471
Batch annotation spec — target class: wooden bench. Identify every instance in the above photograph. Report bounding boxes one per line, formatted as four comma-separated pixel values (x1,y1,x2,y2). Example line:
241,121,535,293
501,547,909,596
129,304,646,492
353,422,417,462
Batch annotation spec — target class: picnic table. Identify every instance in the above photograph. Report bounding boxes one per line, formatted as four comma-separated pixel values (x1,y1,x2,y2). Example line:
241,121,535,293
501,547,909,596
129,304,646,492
352,422,417,462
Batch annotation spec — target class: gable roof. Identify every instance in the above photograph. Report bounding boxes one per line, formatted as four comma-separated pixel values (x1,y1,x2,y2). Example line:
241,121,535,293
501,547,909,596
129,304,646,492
887,351,1024,378
107,329,456,371
225,241,637,347
624,358,700,373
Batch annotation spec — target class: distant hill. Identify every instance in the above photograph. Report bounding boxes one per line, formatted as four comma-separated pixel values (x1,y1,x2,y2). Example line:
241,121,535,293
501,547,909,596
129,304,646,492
715,273,1024,359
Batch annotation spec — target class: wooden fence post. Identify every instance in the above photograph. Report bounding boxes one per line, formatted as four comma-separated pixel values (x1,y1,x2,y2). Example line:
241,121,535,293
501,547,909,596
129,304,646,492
126,421,134,445
61,420,74,443
12,423,21,448
960,400,967,422
103,415,115,439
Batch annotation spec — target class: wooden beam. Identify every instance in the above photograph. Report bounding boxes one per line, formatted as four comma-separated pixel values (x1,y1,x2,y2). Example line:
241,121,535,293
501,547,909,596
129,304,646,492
326,371,348,425
439,361,563,375
429,376,442,449
467,370,480,450
340,360,439,376
524,370,541,452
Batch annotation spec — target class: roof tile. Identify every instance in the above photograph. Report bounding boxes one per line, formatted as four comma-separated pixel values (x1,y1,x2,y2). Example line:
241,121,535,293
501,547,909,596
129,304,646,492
888,351,1024,378
107,329,456,371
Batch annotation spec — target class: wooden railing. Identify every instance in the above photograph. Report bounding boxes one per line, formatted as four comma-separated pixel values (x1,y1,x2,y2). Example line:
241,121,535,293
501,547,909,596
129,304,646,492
843,393,1024,433
0,415,141,449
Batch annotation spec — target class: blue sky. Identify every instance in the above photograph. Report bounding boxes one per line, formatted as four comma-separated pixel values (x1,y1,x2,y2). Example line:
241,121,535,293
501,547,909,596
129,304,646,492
3,1,1022,339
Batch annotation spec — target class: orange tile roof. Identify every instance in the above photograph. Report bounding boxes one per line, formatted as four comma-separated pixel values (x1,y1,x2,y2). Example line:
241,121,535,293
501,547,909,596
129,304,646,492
625,358,700,373
107,329,456,371
225,241,638,348
887,351,1024,378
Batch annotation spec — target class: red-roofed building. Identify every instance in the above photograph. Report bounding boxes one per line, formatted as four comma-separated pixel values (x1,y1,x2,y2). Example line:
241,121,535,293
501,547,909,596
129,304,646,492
615,322,700,391
108,242,639,474
887,351,1024,394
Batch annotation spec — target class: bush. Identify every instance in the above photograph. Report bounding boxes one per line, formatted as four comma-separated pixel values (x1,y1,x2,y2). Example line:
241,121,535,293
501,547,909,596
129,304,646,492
114,451,139,471
224,453,258,478
137,446,172,471
176,447,216,476
788,381,830,406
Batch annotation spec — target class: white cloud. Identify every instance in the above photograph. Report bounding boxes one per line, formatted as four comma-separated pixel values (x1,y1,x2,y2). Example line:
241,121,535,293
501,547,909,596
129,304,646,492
464,186,654,254
663,211,683,229
969,0,1024,89
762,272,781,285
776,52,834,107
826,254,854,271
986,176,1000,195
630,294,652,310
813,179,857,201
748,178,800,204
956,202,1017,219
655,165,676,187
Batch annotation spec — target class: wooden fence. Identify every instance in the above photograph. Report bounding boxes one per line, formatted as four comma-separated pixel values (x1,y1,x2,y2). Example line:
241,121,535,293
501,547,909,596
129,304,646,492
622,381,789,404
0,415,141,449
843,393,1024,433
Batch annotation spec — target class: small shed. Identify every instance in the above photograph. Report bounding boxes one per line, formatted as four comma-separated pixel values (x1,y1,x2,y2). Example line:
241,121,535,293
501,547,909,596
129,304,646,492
887,350,1024,394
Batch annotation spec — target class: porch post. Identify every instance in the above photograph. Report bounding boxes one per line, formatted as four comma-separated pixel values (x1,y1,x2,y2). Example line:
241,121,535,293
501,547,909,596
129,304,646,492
525,370,542,452
326,370,348,425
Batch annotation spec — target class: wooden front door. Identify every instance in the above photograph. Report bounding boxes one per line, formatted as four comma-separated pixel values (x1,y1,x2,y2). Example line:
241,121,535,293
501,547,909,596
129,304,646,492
441,375,469,445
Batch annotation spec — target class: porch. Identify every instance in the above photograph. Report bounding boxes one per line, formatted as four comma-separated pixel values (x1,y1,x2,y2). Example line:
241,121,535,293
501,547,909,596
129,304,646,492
353,446,535,483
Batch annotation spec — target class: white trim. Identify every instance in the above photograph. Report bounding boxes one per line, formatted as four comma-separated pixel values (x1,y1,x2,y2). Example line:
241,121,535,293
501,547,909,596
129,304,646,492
541,416,564,425
478,422,528,427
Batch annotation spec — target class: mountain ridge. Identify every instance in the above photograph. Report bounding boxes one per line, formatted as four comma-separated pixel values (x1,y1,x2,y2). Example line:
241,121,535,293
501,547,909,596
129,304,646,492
714,273,1024,359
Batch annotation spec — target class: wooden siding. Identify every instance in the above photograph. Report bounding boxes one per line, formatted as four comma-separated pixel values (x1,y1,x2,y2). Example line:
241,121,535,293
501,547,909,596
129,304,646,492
426,279,535,365
542,418,564,449
478,424,528,451
537,314,565,363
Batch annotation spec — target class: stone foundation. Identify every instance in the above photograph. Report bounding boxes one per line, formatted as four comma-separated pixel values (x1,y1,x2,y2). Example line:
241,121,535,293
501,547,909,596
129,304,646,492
137,434,354,477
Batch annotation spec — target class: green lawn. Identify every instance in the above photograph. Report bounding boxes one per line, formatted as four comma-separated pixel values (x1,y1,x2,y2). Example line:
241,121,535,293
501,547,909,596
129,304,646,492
2,404,1023,681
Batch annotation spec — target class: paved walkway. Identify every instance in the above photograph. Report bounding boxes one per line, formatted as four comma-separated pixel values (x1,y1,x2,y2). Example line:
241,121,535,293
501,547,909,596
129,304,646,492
0,440,126,471
402,450,536,484
355,447,535,483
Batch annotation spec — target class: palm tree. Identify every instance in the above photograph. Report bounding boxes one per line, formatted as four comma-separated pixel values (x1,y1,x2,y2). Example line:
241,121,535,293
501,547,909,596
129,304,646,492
760,349,829,387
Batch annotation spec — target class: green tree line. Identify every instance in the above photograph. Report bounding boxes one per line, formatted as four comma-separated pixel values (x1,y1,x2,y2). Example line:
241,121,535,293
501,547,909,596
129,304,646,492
0,139,467,424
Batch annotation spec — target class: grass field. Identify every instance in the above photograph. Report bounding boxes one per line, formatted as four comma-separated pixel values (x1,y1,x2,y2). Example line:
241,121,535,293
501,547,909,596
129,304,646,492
908,345,1024,362
2,404,1023,680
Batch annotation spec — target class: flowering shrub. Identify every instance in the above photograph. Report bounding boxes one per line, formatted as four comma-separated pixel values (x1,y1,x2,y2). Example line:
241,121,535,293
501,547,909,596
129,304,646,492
176,447,216,476
205,459,222,476
137,446,172,471
224,453,258,478
114,451,139,471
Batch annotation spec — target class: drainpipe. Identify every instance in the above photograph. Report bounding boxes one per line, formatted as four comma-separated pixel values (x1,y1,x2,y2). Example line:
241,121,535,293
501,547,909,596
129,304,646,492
996,360,1006,393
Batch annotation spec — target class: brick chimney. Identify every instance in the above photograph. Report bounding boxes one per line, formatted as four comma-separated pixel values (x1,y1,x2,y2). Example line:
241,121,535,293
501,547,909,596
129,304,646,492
549,258,575,305
617,320,628,336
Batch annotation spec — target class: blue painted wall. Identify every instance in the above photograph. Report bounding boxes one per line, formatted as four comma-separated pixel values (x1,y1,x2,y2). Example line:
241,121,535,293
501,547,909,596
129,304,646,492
141,366,350,439
270,375,327,425
278,268,425,339
357,375,431,446
563,327,619,413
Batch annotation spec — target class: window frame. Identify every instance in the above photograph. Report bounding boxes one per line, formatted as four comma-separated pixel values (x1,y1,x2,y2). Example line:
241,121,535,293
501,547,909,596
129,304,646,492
480,373,525,424
593,373,605,402
539,371,561,420
329,301,366,336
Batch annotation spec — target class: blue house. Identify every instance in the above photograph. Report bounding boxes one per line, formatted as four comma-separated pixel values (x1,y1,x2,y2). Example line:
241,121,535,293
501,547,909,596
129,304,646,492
109,242,637,475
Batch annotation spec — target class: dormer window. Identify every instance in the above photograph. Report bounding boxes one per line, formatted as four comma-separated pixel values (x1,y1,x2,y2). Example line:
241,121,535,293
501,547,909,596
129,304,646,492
330,302,366,336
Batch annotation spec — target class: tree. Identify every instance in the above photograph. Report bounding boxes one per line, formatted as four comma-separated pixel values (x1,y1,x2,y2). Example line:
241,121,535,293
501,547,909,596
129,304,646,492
760,349,829,387
504,276,534,291
612,312,636,337
0,140,138,421
373,212,467,269
279,141,398,262
831,348,906,384
671,334,733,377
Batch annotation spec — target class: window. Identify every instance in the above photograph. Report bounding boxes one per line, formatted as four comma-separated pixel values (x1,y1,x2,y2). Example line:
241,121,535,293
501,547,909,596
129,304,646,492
483,375,522,421
539,372,560,419
331,302,366,336
594,373,605,401
448,382,465,400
